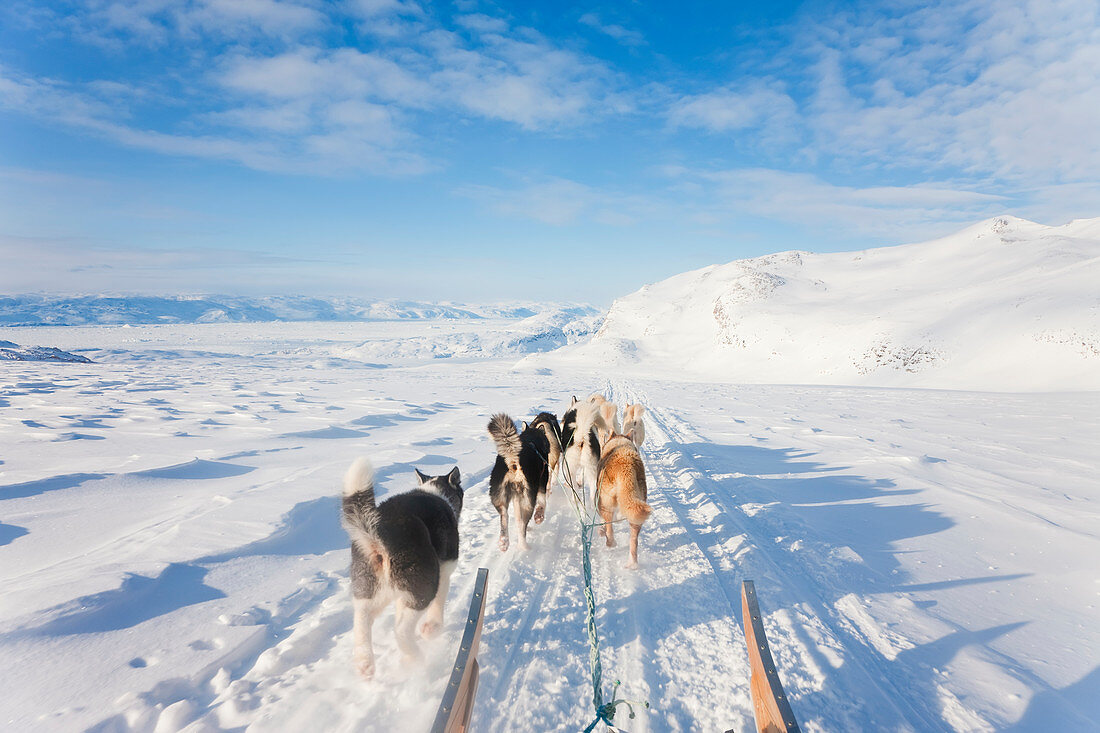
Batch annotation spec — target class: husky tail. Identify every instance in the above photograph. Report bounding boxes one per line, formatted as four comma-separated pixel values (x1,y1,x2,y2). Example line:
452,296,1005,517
530,411,562,446
488,413,522,465
600,401,620,436
342,457,379,550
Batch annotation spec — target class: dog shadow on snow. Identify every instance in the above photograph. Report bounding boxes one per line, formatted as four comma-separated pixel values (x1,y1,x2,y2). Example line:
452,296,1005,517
17,453,469,641
660,440,1040,731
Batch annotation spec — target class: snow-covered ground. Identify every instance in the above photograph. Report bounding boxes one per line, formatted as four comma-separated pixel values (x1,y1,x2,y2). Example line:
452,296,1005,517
549,216,1100,392
1,321,1097,732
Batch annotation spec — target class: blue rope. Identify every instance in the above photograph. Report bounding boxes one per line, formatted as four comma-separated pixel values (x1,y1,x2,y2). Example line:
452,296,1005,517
556,427,649,731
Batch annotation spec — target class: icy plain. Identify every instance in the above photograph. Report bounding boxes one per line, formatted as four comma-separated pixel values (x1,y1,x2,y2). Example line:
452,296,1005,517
1,317,1097,732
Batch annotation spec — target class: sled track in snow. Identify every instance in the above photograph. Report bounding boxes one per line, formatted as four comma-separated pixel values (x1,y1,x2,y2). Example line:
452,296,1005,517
614,381,970,731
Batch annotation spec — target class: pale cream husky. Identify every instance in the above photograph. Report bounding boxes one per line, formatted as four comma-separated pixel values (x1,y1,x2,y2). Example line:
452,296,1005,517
622,403,645,447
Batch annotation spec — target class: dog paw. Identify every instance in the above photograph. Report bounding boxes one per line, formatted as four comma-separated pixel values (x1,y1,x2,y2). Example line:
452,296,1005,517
499,536,509,552
354,651,375,680
605,538,616,548
624,558,639,570
533,506,545,524
418,617,442,639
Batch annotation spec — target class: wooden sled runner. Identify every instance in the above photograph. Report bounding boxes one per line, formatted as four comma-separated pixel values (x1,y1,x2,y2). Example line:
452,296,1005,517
431,567,489,733
733,580,802,733
427,572,799,732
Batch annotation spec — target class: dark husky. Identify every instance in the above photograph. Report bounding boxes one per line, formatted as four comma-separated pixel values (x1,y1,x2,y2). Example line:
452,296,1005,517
525,411,563,494
487,412,558,551
341,458,463,679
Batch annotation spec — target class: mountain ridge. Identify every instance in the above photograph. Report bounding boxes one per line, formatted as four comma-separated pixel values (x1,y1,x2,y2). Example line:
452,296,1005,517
534,215,1100,391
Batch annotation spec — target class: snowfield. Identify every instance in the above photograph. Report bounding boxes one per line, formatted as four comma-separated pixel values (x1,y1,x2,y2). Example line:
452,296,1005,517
551,216,1100,392
1,320,1097,732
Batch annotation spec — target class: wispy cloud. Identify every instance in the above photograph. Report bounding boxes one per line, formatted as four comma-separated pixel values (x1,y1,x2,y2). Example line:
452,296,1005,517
579,12,645,47
2,5,627,175
666,83,801,152
63,0,327,46
457,177,661,226
459,167,1011,246
662,166,1011,241
794,0,1100,184
0,234,350,295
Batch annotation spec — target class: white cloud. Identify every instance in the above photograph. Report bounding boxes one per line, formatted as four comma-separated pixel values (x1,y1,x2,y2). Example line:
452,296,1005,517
663,166,1011,241
1,4,627,177
0,235,339,295
579,13,644,47
182,0,326,37
61,0,327,46
455,13,509,34
217,25,623,132
0,64,427,176
797,0,1100,184
457,177,658,226
668,84,799,134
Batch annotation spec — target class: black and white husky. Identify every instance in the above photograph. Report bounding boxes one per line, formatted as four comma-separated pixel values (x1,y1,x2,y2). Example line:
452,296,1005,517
341,458,463,679
526,411,562,494
488,412,557,551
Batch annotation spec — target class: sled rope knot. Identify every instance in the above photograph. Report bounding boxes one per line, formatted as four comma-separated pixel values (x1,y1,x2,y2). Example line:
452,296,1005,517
583,680,649,732
552,408,650,731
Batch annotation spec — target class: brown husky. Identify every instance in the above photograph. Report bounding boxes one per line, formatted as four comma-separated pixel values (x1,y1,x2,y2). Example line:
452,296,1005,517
595,431,652,569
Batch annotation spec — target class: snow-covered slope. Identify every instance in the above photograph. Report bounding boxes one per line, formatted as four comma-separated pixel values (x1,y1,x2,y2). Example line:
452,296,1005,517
544,216,1100,391
0,295,595,326
0,340,92,362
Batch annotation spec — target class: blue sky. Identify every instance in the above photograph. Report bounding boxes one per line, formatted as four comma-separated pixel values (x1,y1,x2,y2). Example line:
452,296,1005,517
2,0,1098,304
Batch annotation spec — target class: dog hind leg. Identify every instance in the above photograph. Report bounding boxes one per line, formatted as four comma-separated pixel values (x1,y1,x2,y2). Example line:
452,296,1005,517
533,481,547,524
600,506,616,547
393,597,422,664
514,498,533,551
495,499,509,552
418,560,455,639
352,596,382,679
626,523,642,569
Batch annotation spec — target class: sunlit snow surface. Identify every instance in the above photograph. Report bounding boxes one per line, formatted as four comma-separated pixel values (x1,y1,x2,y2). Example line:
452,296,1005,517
1,320,1097,732
547,216,1100,392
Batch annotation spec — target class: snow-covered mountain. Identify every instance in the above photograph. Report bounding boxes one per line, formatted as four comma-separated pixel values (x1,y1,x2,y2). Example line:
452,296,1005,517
0,295,595,326
539,216,1100,391
0,340,92,362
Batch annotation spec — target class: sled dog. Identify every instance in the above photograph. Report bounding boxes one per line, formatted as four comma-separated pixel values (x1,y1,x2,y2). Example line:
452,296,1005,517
587,393,620,441
595,432,652,569
599,400,620,439
488,413,553,551
561,396,607,503
525,411,562,494
341,458,463,679
622,403,646,447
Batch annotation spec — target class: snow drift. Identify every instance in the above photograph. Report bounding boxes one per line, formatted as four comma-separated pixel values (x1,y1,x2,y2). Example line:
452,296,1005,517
539,216,1100,391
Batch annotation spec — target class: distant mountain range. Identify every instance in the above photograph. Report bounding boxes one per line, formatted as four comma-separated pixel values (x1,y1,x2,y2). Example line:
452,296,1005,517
0,295,596,326
538,216,1100,391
